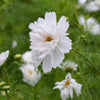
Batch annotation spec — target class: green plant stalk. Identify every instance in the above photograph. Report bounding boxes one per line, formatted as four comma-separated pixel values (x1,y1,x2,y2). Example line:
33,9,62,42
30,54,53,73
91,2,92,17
72,49,100,72
79,64,92,100
5,90,9,100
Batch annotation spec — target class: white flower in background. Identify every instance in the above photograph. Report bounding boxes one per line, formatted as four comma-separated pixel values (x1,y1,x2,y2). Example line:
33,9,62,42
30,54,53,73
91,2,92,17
29,12,72,73
95,0,100,7
19,64,41,86
53,73,82,100
0,50,9,67
78,0,100,11
79,16,100,35
22,51,33,64
12,40,17,48
78,0,87,5
61,60,78,71
85,1,100,12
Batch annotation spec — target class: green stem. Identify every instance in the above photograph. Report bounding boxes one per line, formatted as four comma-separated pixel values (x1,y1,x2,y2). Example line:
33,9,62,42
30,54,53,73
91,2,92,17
2,68,10,85
34,84,37,100
72,49,100,72
7,61,20,71
79,65,92,100
5,90,9,100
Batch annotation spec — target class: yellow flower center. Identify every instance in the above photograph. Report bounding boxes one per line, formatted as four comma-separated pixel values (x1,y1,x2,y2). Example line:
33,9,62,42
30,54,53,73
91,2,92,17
28,70,33,75
45,36,53,42
65,80,70,86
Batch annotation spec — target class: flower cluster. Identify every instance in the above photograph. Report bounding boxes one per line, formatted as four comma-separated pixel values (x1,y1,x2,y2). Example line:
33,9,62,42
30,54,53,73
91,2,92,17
19,51,41,86
78,16,100,35
28,12,82,100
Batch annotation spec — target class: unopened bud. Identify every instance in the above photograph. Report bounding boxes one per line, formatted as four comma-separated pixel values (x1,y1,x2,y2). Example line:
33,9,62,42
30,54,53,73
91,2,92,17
14,54,22,59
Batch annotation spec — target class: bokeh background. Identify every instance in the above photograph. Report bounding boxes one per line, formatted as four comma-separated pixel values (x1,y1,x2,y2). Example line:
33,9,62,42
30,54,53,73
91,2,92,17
0,0,100,100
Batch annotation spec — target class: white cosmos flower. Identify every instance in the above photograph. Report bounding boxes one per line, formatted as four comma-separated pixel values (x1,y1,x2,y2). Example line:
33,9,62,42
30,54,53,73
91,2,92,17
85,1,100,12
53,73,82,100
29,12,72,73
78,0,100,12
22,51,33,64
19,64,41,86
95,0,100,7
61,60,78,71
0,50,9,67
79,16,100,35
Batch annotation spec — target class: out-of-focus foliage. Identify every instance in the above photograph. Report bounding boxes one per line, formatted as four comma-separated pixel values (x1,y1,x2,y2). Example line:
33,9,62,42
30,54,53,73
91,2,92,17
0,0,100,100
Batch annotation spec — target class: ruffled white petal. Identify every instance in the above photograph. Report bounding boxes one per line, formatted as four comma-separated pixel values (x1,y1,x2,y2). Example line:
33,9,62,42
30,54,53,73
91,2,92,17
57,16,69,34
52,47,64,68
42,54,52,73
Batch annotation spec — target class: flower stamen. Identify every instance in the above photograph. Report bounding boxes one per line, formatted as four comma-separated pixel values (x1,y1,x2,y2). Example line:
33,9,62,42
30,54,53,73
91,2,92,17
45,36,53,42
28,70,33,75
65,80,70,86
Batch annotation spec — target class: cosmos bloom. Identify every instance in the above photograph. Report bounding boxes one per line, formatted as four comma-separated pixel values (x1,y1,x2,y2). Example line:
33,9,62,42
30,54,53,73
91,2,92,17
61,60,78,71
22,51,33,64
19,64,41,86
0,50,9,67
95,0,100,7
29,12,72,73
78,0,100,12
79,16,100,35
53,73,82,100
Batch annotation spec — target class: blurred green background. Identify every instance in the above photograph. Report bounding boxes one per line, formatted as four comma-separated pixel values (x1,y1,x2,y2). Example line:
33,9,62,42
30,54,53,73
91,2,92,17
0,0,100,100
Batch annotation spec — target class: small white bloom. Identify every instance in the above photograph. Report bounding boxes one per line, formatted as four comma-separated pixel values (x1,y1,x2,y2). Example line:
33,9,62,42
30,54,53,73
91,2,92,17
53,73,82,100
85,1,100,12
12,40,17,48
0,50,9,67
61,60,78,71
29,12,72,73
78,0,100,12
19,64,41,86
22,51,33,64
95,0,100,7
78,0,87,5
79,16,100,35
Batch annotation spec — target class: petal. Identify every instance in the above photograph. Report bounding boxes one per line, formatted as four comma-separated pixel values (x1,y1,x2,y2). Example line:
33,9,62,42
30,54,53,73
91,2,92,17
69,88,73,99
31,50,42,67
42,54,52,73
0,50,9,66
45,12,56,27
58,36,72,53
44,12,57,33
78,16,85,25
65,73,72,80
52,47,64,68
57,16,69,34
78,0,86,5
28,23,34,30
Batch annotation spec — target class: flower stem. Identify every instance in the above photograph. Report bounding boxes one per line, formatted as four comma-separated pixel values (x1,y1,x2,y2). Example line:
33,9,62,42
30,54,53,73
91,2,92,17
72,49,100,72
5,90,9,100
34,84,37,100
79,65,92,100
